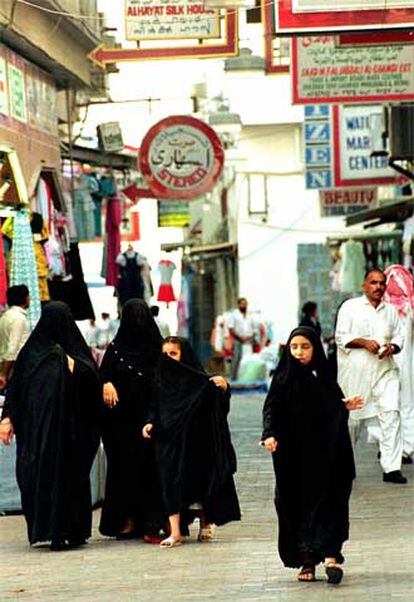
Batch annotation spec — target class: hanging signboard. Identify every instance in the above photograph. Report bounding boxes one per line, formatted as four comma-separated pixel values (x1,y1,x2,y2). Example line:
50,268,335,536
333,105,395,186
92,7,238,69
276,1,414,33
140,115,224,200
158,200,191,227
320,187,378,217
292,36,414,104
97,122,124,152
125,0,220,41
0,57,8,116
304,104,397,190
8,64,27,123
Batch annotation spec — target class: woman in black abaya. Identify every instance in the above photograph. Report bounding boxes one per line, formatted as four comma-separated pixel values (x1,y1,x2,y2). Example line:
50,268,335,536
262,327,361,584
0,302,101,551
99,299,165,540
142,336,241,547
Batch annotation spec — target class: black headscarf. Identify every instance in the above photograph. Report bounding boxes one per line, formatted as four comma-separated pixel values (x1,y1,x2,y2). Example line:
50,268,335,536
112,299,162,361
163,336,205,373
262,326,355,568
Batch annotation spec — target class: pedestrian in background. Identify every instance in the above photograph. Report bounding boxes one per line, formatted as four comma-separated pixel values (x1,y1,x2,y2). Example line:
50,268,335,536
228,297,255,380
335,268,406,484
100,299,166,541
0,302,101,551
299,301,322,338
262,327,361,584
0,285,30,390
151,305,170,338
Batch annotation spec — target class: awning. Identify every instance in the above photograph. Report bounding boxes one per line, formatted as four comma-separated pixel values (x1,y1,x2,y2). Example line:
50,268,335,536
61,144,137,170
346,197,414,228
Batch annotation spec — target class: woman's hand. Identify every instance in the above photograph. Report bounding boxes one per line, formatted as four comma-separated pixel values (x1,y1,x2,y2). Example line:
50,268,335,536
0,418,14,446
142,423,153,439
67,355,75,374
209,376,228,391
263,437,278,453
103,382,119,408
343,394,364,411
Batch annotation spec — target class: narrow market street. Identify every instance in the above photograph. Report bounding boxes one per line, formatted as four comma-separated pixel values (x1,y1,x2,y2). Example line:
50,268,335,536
2,392,414,601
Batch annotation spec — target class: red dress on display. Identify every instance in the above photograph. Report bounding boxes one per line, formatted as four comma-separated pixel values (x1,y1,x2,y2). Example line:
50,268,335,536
157,259,176,304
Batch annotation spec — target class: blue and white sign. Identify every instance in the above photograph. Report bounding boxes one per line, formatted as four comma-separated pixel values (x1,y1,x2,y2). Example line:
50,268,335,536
304,104,333,190
338,105,395,182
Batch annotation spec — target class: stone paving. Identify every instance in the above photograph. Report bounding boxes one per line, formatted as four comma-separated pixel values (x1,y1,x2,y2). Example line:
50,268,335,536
2,393,414,601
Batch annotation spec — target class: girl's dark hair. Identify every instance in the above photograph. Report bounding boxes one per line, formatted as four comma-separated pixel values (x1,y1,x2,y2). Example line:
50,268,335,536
163,336,182,347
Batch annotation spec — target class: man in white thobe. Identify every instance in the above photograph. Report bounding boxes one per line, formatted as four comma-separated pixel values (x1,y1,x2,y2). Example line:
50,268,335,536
335,269,406,484
228,298,255,381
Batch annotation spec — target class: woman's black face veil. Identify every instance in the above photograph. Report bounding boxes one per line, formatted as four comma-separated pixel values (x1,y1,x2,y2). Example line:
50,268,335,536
113,299,163,355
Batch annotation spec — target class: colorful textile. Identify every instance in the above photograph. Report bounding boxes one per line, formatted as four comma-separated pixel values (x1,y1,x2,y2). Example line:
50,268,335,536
157,259,176,303
0,230,7,306
105,198,121,287
384,265,414,319
9,210,41,329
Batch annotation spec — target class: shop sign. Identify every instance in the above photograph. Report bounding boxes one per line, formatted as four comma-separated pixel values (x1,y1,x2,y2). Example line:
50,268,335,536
125,0,220,40
304,104,397,190
0,57,8,116
139,116,224,200
319,187,378,217
334,105,395,185
304,105,334,190
158,200,191,227
26,69,57,135
97,122,124,152
292,36,414,104
276,1,414,33
8,64,27,123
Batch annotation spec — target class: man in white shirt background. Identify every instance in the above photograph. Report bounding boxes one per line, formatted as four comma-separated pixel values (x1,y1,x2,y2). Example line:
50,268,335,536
335,269,406,484
0,285,30,390
228,297,255,381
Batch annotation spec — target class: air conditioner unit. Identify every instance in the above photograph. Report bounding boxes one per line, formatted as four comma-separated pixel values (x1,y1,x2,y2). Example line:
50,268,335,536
390,105,414,160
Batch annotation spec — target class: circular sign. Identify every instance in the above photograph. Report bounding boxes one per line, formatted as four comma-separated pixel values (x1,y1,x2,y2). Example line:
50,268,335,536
139,115,225,200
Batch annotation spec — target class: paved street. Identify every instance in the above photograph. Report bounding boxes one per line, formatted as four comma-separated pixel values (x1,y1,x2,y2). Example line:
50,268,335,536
2,393,414,601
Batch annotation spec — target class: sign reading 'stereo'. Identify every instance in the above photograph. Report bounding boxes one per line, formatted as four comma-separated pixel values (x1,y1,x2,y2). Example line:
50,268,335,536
139,116,225,200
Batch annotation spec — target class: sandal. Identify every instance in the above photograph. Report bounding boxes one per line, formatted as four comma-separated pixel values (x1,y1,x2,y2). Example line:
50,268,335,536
159,536,182,548
198,525,215,542
297,564,316,582
325,563,343,585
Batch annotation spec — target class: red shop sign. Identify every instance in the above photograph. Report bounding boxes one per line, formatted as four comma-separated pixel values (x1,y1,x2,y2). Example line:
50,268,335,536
139,116,224,200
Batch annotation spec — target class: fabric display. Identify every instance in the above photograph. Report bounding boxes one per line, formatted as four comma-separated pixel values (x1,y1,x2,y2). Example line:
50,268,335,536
104,196,121,287
141,257,154,305
115,248,145,306
3,212,50,302
7,210,41,328
338,240,365,294
384,265,414,458
157,259,176,305
0,229,7,306
403,216,414,269
73,173,95,242
84,172,103,238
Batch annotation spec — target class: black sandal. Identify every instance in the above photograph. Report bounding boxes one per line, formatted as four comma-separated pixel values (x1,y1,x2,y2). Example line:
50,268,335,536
325,563,343,584
297,564,316,582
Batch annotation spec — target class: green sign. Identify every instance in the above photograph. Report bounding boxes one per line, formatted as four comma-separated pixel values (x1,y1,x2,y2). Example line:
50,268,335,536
8,64,27,123
158,200,190,227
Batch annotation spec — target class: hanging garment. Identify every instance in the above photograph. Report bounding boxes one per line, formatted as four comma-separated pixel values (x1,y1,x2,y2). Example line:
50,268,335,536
0,230,7,306
3,213,50,302
48,243,95,321
141,258,154,305
73,175,95,242
157,259,176,303
84,173,102,238
116,251,145,306
35,177,52,227
339,240,366,294
105,198,121,287
5,210,41,328
384,265,414,457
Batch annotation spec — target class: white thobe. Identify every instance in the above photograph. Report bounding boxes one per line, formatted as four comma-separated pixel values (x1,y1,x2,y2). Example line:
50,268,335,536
336,296,404,473
336,296,404,421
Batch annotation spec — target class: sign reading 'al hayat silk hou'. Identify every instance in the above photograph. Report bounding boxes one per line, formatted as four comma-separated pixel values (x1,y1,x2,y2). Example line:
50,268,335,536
125,0,220,40
292,36,414,104
139,116,224,200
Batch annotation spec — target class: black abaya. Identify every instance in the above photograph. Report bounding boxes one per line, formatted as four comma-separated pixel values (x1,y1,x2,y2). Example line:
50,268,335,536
152,339,240,526
99,299,164,536
262,326,355,568
2,302,101,545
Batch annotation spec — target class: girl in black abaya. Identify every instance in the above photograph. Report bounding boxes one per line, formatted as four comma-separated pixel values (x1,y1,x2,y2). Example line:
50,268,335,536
0,302,101,551
99,299,165,541
262,327,362,584
142,336,241,548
